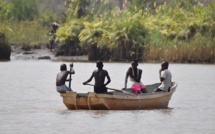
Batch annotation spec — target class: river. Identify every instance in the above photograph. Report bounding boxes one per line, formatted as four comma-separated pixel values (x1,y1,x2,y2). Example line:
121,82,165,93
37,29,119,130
0,60,214,134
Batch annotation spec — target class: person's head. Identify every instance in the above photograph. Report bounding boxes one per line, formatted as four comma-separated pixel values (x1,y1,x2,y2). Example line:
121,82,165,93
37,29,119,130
161,61,169,70
52,22,60,29
52,22,58,26
131,60,138,68
60,64,67,71
96,60,103,69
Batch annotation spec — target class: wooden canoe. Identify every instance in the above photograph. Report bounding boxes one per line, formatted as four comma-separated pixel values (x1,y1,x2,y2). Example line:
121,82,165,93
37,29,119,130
60,82,178,110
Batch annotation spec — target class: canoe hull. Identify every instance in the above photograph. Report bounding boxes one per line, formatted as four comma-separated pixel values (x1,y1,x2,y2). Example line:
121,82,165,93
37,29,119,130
61,82,177,110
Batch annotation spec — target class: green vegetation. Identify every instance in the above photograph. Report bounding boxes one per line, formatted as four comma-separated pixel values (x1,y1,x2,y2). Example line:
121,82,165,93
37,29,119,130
1,21,49,46
0,0,58,47
0,0,215,63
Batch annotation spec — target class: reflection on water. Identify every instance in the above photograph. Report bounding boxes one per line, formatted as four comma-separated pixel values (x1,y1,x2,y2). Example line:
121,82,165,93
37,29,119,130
0,61,215,134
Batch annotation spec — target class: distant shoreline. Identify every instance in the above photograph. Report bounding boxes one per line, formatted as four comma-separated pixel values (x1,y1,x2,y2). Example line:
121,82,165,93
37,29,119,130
10,45,88,61
9,45,215,64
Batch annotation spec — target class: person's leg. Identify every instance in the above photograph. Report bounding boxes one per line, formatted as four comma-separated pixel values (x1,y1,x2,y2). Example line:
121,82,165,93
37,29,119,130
57,87,66,93
66,85,72,92
154,88,164,92
132,84,141,94
140,84,147,93
141,88,148,93
57,85,72,93
50,41,53,51
57,89,66,93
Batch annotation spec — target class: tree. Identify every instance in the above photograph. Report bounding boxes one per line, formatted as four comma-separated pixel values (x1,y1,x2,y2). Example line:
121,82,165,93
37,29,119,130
7,0,38,21
118,0,124,10
65,0,90,18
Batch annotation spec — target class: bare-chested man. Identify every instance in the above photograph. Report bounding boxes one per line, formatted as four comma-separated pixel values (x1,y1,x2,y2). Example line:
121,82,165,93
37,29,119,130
56,64,75,93
124,60,147,94
83,61,111,93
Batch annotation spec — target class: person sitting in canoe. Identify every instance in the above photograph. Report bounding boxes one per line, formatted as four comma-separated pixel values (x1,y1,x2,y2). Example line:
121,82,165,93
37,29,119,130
83,61,111,94
124,60,147,94
56,64,75,93
154,61,172,92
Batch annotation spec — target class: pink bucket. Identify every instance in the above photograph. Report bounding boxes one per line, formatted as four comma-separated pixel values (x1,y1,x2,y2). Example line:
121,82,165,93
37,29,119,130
132,84,146,94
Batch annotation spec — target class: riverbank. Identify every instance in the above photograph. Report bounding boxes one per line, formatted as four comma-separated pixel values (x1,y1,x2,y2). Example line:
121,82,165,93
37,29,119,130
9,45,215,64
10,45,88,61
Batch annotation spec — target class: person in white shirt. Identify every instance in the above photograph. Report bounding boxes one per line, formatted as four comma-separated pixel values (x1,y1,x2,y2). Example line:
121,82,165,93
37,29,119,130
154,61,172,92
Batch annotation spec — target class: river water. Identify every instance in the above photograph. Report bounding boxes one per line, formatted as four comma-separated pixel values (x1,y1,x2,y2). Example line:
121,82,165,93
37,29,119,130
0,60,214,134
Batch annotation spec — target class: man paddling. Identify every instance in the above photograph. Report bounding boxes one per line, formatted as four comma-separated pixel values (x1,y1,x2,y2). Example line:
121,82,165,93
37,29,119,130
83,61,111,93
56,63,75,93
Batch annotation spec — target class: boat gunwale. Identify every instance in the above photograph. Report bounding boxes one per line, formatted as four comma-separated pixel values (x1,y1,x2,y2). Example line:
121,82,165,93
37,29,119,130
61,82,177,100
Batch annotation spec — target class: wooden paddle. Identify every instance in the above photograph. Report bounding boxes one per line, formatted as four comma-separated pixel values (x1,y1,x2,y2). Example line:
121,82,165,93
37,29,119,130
86,83,134,95
69,63,73,89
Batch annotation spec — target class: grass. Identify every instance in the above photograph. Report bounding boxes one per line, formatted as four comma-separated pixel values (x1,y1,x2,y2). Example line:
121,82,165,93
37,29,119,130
2,21,50,47
144,37,215,63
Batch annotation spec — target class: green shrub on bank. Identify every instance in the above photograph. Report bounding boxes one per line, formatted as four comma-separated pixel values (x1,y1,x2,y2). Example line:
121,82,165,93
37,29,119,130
58,1,215,62
0,0,214,63
0,0,57,48
2,21,49,47
0,0,38,21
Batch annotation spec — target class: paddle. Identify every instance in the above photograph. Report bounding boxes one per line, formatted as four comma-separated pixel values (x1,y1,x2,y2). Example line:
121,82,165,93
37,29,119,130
69,63,73,89
86,83,134,95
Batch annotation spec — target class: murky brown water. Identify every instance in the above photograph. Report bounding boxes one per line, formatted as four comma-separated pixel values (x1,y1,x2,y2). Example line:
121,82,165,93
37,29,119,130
0,60,215,134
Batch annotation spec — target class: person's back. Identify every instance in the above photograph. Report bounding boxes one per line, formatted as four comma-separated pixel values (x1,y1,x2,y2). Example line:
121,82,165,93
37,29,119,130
93,69,108,87
56,64,75,93
83,61,111,93
56,71,68,86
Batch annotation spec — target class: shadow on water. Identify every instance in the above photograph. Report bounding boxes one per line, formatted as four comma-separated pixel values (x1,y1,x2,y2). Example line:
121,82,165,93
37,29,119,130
159,107,174,114
57,107,174,116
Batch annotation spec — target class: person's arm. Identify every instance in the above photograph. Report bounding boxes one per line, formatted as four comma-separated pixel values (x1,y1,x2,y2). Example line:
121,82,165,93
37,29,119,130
124,68,131,89
65,72,71,81
104,72,111,87
66,69,75,81
69,63,75,74
136,69,142,82
69,69,75,74
66,63,75,82
159,69,165,82
83,72,94,85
